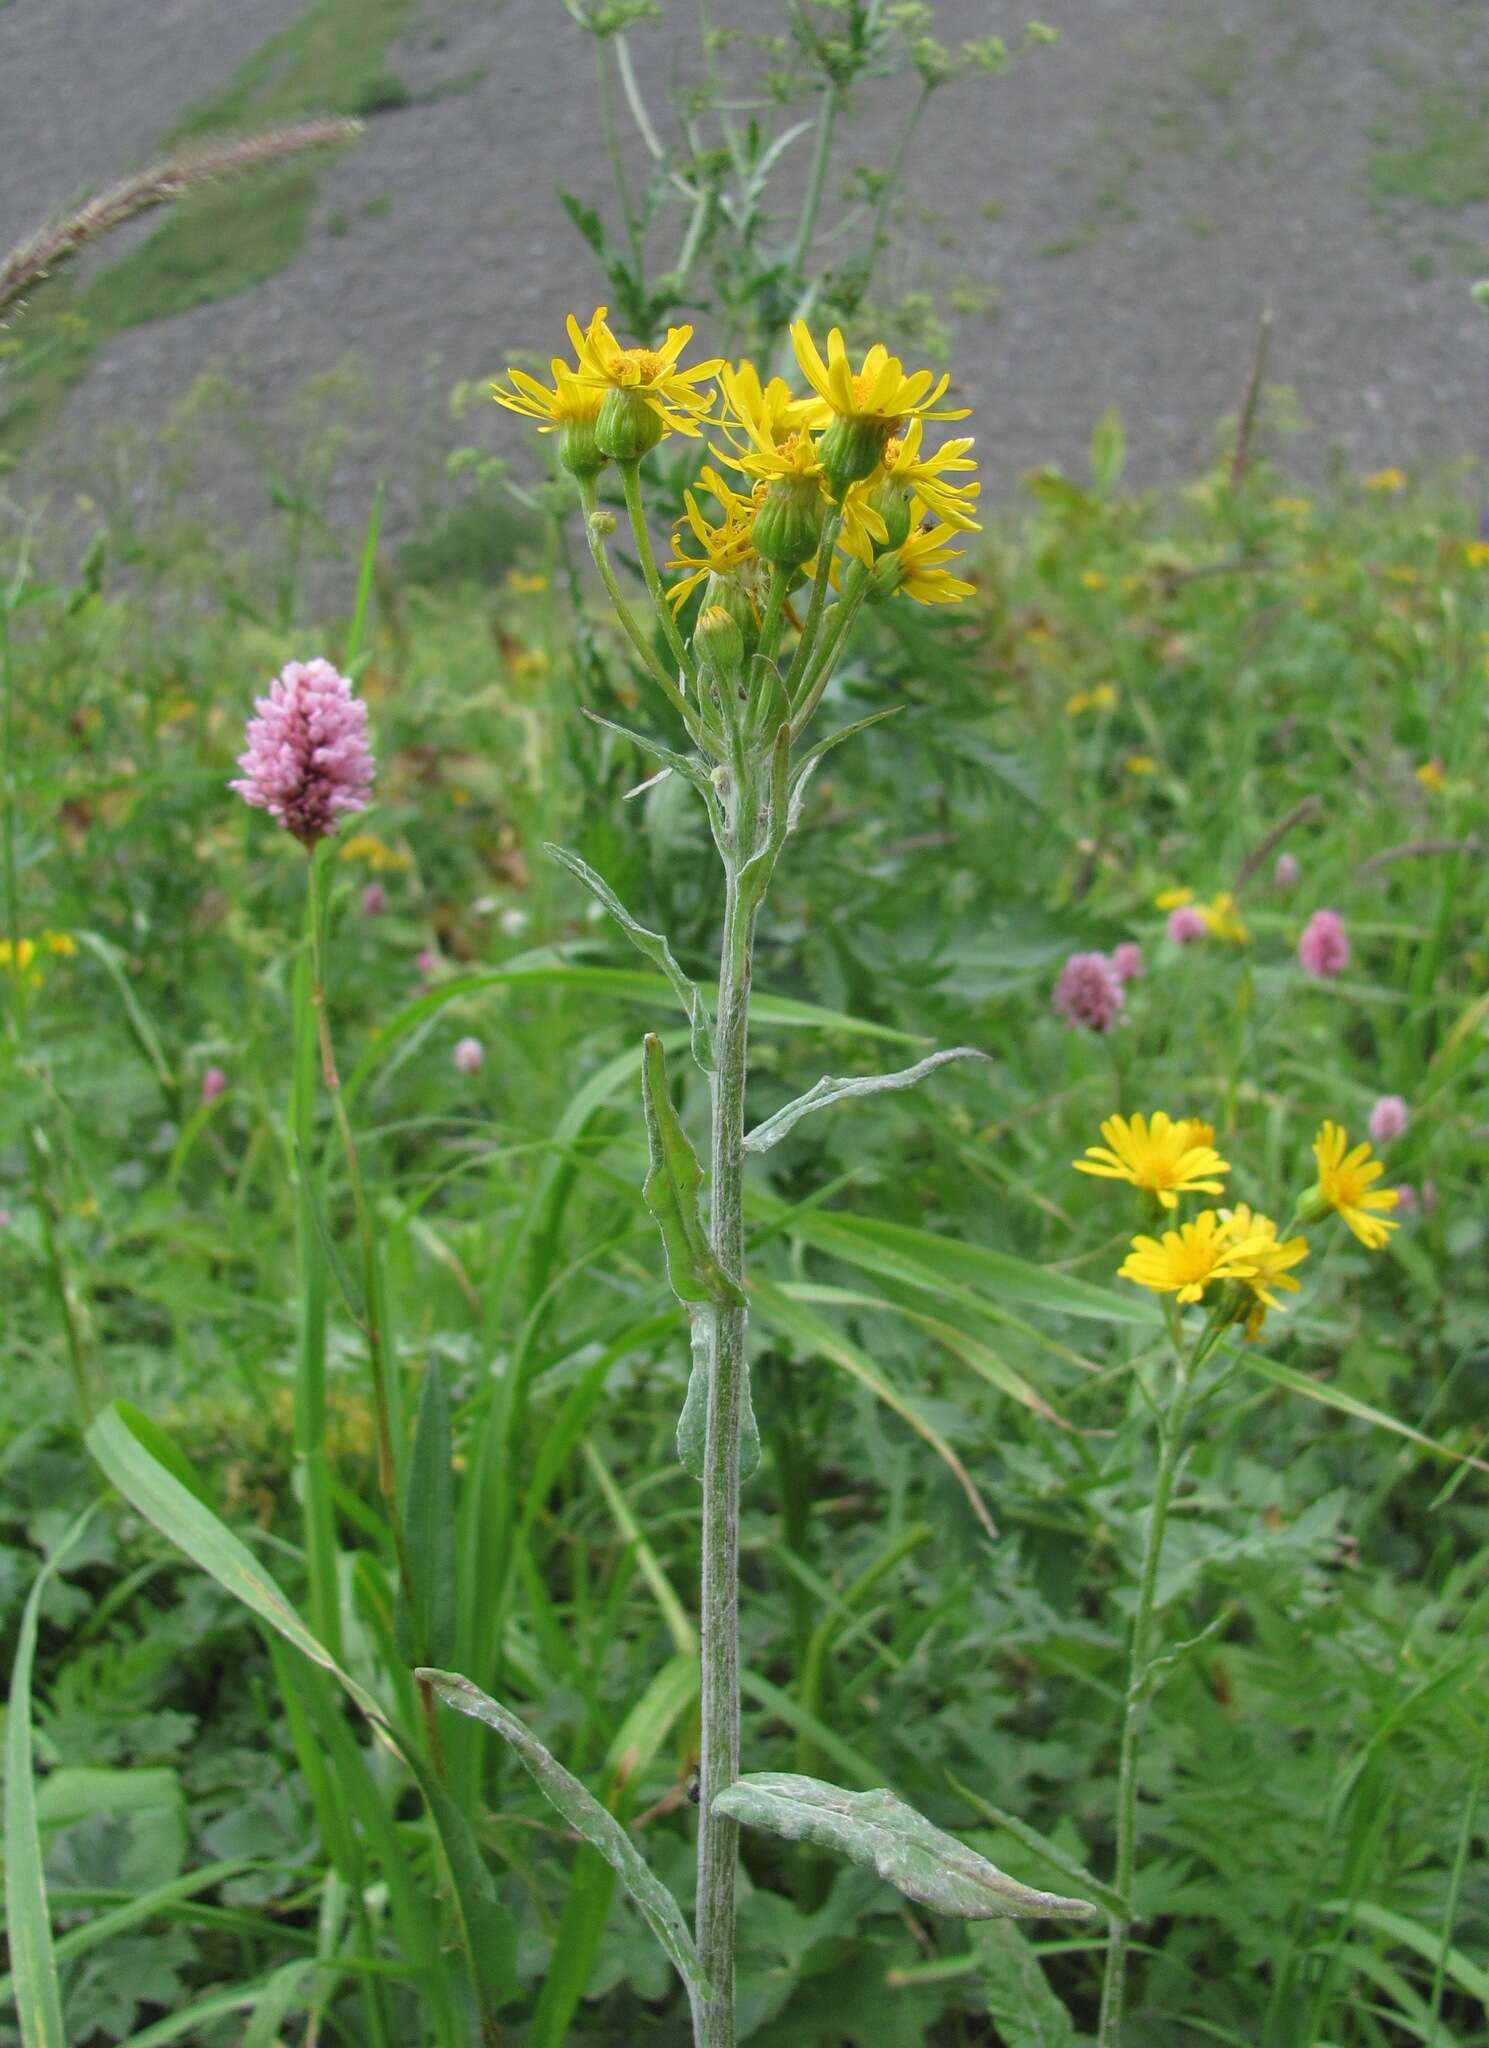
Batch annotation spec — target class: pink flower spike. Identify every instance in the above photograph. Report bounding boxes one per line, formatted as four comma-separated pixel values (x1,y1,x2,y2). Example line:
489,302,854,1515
1053,951,1125,1034
1299,907,1349,980
201,1066,228,1105
1167,905,1207,945
454,1036,484,1075
1111,942,1144,983
416,948,438,978
1368,1094,1409,1144
1393,1183,1417,1216
361,881,388,915
230,658,374,847
1274,851,1299,889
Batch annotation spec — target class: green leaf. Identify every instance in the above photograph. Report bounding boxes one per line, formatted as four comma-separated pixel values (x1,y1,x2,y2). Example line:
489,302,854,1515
580,708,714,799
749,1280,997,1539
546,841,714,1072
73,930,174,1095
744,1046,988,1153
969,1922,1076,2046
418,1668,704,2001
712,1775,1095,1920
6,1506,98,2048
640,1033,744,1306
1241,1354,1489,1472
1089,404,1126,493
402,1361,457,1668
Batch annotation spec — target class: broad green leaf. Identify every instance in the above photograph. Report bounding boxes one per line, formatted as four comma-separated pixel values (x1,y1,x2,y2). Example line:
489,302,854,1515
402,1360,457,1668
6,1506,97,2048
677,1309,760,1483
970,1922,1076,2046
641,1033,744,1306
546,841,714,1072
34,1767,185,1890
418,1668,704,2001
750,1279,997,1538
743,1046,988,1154
712,1774,1094,1920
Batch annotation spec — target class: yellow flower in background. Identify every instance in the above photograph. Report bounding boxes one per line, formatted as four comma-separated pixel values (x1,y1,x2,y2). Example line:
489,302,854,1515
881,507,977,604
44,932,77,957
1120,1209,1270,1305
567,307,722,437
1155,886,1194,910
492,357,602,430
1308,1122,1399,1249
1217,1204,1309,1335
1465,540,1489,569
506,570,548,594
1365,467,1406,493
1124,753,1157,777
1065,682,1118,715
790,322,968,430
1200,891,1249,944
339,832,413,874
0,931,73,986
1271,495,1312,520
0,936,37,974
1074,1111,1229,1210
1415,758,1447,794
1080,569,1106,590
667,467,760,609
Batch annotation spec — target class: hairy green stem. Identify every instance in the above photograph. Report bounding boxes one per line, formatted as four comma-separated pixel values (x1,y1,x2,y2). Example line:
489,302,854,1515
788,80,842,287
783,504,844,702
791,561,869,733
756,563,792,663
1099,1341,1196,2043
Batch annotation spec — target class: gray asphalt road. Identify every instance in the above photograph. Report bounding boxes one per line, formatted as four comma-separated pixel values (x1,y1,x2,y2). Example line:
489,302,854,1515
5,0,1489,553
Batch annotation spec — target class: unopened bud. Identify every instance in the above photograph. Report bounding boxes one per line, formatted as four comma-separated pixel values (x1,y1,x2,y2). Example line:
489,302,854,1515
695,604,746,674
588,509,618,540
560,416,606,477
700,574,758,653
596,386,663,461
868,477,913,553
817,416,894,491
753,478,825,569
1296,1183,1330,1228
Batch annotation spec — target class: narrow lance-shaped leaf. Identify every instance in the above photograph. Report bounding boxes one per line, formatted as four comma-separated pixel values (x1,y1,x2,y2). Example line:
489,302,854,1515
580,707,714,800
400,1360,457,1668
970,1922,1077,2048
677,1308,760,1483
546,843,714,1073
712,1775,1095,1922
744,1046,989,1154
641,1034,744,1306
419,1669,704,2001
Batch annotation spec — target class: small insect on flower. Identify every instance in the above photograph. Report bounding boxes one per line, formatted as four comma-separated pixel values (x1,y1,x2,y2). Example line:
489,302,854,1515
1304,1121,1399,1249
1111,942,1144,983
1368,1095,1409,1144
1052,951,1124,1034
454,1037,484,1076
1298,907,1349,980
1074,1111,1229,1209
231,659,374,848
1119,1209,1269,1304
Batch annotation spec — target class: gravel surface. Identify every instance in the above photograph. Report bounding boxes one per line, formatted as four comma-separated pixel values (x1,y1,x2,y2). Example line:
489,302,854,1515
5,0,1489,551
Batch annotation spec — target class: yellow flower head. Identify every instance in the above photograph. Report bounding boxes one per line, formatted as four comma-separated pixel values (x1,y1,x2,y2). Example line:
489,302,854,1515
1155,887,1194,911
1464,540,1489,569
718,361,820,449
567,307,722,437
1201,891,1249,944
667,466,760,610
0,936,37,974
1120,1209,1270,1305
1124,753,1157,777
1217,1204,1310,1336
492,357,602,429
1415,758,1447,794
880,505,976,605
339,832,413,874
1309,1122,1399,1249
790,323,969,429
1065,683,1118,715
879,417,982,532
1365,467,1407,493
1074,1110,1230,1210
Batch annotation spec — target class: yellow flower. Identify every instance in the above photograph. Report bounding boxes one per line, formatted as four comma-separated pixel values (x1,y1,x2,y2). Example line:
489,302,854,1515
877,417,981,532
0,936,37,974
1120,1209,1270,1305
1201,891,1249,944
492,357,602,430
567,307,722,437
789,323,968,430
339,832,413,874
1217,1204,1310,1336
1080,569,1106,591
1415,758,1447,794
506,570,548,594
881,505,977,605
1383,564,1421,585
1365,467,1406,493
717,360,819,449
1074,1111,1230,1210
1308,1122,1399,1249
1271,495,1312,520
1155,887,1194,910
667,467,760,610
1065,685,1118,715
1124,753,1157,777
44,931,77,957
1465,540,1489,569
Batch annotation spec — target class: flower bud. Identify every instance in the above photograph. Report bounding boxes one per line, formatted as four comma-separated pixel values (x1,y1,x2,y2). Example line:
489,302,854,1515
817,416,894,492
587,509,618,541
596,386,663,461
700,574,758,654
865,551,903,604
694,604,746,675
1296,1182,1330,1228
867,477,913,553
559,415,606,477
753,478,825,570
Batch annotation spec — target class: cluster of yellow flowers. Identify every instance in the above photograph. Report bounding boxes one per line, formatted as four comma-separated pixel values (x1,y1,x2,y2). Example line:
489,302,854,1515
1074,1110,1398,1339
0,930,77,987
494,307,980,613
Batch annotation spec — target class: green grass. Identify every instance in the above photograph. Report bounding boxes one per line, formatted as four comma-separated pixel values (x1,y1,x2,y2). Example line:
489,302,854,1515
1367,87,1489,211
0,0,415,454
2,390,1488,2044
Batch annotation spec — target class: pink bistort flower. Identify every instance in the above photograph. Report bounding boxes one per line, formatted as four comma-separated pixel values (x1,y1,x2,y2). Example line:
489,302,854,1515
1274,851,1299,889
1111,941,1144,983
1368,1094,1409,1144
361,881,388,915
454,1036,485,1075
230,659,374,847
201,1066,228,1105
1299,907,1349,980
1167,905,1207,945
1053,951,1125,1034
